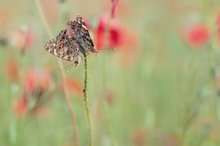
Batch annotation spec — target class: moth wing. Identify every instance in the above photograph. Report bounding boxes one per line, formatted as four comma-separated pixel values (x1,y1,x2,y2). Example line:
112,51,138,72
45,29,80,63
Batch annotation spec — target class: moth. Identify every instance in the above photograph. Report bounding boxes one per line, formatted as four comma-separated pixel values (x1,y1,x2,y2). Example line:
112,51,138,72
45,15,97,66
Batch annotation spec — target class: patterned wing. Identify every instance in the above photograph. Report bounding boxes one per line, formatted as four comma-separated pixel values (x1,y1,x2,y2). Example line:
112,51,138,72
67,16,97,54
45,29,81,64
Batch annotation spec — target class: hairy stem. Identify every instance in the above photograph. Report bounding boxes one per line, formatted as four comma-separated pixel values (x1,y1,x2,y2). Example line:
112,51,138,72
35,0,79,146
83,55,92,146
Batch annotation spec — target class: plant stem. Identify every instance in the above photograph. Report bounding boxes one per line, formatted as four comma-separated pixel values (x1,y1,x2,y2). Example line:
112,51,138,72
83,55,92,146
35,0,79,146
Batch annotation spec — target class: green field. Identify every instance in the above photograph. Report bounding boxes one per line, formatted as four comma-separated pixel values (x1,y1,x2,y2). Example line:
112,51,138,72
1,0,220,146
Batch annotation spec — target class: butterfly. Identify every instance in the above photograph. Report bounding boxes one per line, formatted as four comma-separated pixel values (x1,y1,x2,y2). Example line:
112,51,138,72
45,15,97,66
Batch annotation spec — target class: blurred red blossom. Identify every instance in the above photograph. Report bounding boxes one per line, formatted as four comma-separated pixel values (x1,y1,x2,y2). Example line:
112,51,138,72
95,15,123,50
103,0,129,17
8,27,35,52
24,68,52,97
131,128,146,146
60,77,82,97
180,24,210,49
95,15,138,66
111,0,119,18
13,94,50,118
5,58,19,81
13,68,53,118
95,15,137,49
13,95,28,118
24,28,34,49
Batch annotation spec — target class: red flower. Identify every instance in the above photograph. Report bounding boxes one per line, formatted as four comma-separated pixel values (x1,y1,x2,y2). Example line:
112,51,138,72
60,77,82,97
95,15,138,66
109,23,124,48
9,28,25,49
96,16,122,49
180,24,210,48
95,15,136,50
111,0,119,18
13,94,50,118
24,28,34,49
95,16,107,49
5,59,19,81
8,27,35,52
13,95,28,118
24,68,52,97
12,68,52,118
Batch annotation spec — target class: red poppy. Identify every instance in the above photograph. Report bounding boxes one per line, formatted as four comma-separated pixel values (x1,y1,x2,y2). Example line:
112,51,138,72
24,28,34,49
13,68,52,118
95,15,137,50
111,0,119,18
5,59,19,81
24,68,52,96
60,77,82,97
180,24,210,48
102,0,129,17
13,95,28,118
8,27,35,52
95,16,123,49
95,15,138,66
95,16,107,49
13,94,50,118
9,28,25,49
108,23,124,48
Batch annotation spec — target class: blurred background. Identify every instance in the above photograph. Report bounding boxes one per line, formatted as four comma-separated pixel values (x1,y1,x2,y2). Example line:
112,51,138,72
1,0,220,146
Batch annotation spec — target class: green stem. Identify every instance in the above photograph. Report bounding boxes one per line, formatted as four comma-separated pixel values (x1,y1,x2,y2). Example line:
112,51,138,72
83,55,92,146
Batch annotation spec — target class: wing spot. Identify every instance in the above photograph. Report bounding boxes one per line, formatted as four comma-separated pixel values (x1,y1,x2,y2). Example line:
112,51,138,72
82,24,88,30
70,56,74,61
64,56,68,60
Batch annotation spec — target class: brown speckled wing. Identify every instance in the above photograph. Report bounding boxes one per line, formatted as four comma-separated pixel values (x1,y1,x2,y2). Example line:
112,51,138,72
45,29,81,65
67,16,97,54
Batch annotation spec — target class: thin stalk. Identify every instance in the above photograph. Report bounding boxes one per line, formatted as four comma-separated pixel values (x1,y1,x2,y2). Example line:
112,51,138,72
35,0,79,146
83,55,92,146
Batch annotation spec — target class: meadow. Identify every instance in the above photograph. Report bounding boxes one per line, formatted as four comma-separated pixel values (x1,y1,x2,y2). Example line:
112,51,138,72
1,0,220,146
